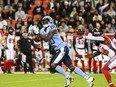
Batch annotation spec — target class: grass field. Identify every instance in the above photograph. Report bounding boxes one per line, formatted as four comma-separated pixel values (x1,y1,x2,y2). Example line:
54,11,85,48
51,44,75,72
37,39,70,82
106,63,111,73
0,73,116,87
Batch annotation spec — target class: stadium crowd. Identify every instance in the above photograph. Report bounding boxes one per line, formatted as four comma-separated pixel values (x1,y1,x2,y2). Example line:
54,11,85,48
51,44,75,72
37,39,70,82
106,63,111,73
0,0,115,74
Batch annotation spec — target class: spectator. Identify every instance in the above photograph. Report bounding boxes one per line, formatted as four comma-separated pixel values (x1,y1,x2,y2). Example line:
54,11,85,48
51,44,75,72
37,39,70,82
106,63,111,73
15,7,26,20
2,25,8,36
74,13,82,22
28,21,39,36
96,0,104,14
12,0,20,11
0,16,7,29
88,23,94,33
84,0,92,12
92,10,102,22
104,24,114,33
23,0,34,13
99,3,109,15
59,20,69,33
50,8,57,19
15,23,22,39
54,2,62,16
0,7,5,19
100,20,106,30
19,31,35,74
58,26,66,42
110,19,116,32
107,6,116,18
70,6,77,18
54,15,60,26
47,0,54,10
93,22,103,35
60,8,67,18
74,20,81,29
92,0,99,9
110,2,116,11
33,1,44,16
84,12,93,25
16,18,24,26
6,6,15,20
102,10,112,24
78,0,85,7
63,1,71,16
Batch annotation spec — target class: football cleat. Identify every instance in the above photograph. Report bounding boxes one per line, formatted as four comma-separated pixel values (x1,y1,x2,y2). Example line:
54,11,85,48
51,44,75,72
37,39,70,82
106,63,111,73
64,76,74,87
109,83,115,87
87,77,94,87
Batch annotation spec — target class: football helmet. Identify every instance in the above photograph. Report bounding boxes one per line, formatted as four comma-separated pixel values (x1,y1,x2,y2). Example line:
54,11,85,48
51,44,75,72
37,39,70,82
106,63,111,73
8,26,14,35
42,16,54,28
92,28,101,36
77,28,84,36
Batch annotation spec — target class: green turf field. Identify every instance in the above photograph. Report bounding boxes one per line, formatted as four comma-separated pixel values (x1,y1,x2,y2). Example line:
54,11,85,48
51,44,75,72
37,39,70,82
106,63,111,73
0,73,116,87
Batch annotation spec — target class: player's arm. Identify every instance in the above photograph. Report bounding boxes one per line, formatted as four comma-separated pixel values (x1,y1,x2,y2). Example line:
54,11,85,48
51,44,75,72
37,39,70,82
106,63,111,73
38,30,57,42
73,38,76,52
85,50,101,58
73,38,82,58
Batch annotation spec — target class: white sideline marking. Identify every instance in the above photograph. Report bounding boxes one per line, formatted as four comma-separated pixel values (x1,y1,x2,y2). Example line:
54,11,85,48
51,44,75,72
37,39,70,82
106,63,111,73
3,77,63,84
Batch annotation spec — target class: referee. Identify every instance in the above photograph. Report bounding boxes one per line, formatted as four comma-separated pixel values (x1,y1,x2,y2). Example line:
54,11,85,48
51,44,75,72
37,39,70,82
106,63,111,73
19,31,35,74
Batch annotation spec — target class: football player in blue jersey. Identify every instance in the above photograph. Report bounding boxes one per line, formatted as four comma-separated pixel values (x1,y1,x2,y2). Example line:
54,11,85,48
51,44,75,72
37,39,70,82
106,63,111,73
36,16,94,87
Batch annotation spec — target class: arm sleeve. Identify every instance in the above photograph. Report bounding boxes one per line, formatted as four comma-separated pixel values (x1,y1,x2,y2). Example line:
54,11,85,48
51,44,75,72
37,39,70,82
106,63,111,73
86,35,105,41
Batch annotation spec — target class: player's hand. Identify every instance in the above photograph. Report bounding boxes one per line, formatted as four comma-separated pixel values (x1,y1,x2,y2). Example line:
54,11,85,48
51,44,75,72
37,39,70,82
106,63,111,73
52,30,57,34
85,54,94,58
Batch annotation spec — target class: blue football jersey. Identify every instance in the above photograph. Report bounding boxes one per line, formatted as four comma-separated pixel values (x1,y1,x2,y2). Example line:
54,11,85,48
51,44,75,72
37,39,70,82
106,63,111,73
40,24,66,51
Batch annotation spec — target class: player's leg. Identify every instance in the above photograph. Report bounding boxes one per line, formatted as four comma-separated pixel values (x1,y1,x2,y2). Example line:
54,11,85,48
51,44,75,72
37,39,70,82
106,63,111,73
4,49,10,73
64,55,94,87
97,54,103,73
7,50,14,73
93,59,97,73
51,47,72,87
51,47,70,77
102,56,116,87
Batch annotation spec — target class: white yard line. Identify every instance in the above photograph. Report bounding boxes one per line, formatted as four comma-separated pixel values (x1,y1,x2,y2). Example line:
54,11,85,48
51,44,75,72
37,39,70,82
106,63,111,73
2,77,63,84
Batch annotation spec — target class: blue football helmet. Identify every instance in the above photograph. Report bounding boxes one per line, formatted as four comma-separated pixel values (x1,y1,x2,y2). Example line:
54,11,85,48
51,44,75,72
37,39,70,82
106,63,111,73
42,16,54,28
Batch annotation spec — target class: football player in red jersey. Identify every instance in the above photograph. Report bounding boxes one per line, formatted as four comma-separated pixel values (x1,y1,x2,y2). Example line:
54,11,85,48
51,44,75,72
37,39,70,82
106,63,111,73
73,28,86,71
112,33,116,47
85,35,116,87
4,27,15,74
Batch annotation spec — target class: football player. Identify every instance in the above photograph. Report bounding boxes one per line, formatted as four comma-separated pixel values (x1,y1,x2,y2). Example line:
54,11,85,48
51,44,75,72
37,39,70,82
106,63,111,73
4,27,15,73
73,28,86,71
85,35,116,87
36,16,94,87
